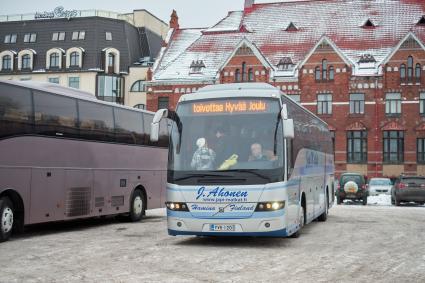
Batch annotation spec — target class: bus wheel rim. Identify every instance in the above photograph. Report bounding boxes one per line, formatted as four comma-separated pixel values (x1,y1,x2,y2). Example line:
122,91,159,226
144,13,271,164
2,207,13,234
133,196,143,215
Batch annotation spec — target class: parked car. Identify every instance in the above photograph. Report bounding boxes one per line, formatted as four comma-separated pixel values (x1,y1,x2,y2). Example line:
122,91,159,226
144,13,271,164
368,178,393,196
336,173,368,205
392,175,425,206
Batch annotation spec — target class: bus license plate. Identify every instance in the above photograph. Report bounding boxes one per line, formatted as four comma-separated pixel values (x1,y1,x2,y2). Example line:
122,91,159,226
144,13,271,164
210,224,235,232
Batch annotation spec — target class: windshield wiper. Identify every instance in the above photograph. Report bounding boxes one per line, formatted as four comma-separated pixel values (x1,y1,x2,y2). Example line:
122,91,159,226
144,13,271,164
224,169,271,181
174,173,231,182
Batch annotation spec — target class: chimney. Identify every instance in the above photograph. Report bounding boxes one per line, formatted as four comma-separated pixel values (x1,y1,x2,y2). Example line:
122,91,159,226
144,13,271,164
244,0,255,9
147,67,153,81
169,10,179,30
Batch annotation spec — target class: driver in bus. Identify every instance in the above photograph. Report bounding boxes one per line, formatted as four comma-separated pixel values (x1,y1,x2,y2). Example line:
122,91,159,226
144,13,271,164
191,138,216,170
248,143,268,161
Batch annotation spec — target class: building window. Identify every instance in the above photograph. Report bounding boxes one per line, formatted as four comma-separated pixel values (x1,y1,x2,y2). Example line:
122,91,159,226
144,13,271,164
347,131,368,163
322,59,327,80
49,52,60,68
72,31,85,40
130,80,146,92
68,77,80,89
2,55,12,71
48,77,59,84
315,66,321,81
349,93,365,114
4,34,17,44
97,75,124,104
134,104,146,110
420,93,425,115
70,52,80,67
242,62,247,81
415,64,421,83
400,64,406,80
385,93,401,115
105,32,112,41
52,32,65,41
383,131,404,163
235,69,241,82
329,66,334,80
107,53,115,73
21,54,31,69
23,33,37,43
317,94,332,115
418,138,425,164
248,68,254,81
407,56,413,82
158,97,169,109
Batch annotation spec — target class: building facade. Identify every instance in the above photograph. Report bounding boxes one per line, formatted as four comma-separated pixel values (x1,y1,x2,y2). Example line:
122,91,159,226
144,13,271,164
148,0,425,178
0,7,168,108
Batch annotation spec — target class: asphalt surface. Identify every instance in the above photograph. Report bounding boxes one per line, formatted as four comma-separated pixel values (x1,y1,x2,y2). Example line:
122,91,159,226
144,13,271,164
1,196,424,283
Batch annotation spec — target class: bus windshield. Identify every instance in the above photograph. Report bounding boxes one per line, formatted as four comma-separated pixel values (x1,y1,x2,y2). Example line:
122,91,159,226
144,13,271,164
168,98,284,184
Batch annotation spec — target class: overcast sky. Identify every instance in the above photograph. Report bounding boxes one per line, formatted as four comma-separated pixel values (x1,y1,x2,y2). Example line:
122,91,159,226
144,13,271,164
0,0,287,28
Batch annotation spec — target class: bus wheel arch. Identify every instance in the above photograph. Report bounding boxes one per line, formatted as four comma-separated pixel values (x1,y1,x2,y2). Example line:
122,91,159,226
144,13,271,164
129,185,147,222
0,189,24,234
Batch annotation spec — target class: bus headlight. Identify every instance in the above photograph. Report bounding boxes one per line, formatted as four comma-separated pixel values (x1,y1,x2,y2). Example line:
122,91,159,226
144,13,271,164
255,201,285,211
166,202,189,212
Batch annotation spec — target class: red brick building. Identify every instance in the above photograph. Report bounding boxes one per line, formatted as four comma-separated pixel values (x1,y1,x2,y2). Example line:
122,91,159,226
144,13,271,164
148,0,425,178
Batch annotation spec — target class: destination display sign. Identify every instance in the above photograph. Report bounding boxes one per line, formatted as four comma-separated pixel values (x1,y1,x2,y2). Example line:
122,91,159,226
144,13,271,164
191,100,269,114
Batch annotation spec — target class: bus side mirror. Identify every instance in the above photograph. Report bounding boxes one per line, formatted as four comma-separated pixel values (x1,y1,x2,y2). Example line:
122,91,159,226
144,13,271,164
281,105,294,139
150,109,168,142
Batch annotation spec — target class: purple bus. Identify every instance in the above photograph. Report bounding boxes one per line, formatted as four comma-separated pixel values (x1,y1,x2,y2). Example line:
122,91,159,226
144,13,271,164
0,80,168,242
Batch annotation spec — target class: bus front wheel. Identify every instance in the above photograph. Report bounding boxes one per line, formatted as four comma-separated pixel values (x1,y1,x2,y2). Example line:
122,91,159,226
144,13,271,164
129,190,145,222
0,197,14,242
291,205,305,238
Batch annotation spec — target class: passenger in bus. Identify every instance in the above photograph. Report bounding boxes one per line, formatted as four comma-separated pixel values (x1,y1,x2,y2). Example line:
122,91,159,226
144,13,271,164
248,143,268,161
191,138,216,170
211,127,232,166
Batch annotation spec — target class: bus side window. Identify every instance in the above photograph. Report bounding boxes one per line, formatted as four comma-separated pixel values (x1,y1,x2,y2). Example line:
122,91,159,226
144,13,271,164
142,113,153,146
33,90,78,138
78,101,115,142
114,108,144,145
0,83,33,139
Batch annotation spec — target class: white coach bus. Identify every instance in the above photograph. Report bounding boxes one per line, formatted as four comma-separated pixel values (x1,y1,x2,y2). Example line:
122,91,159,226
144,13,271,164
151,83,334,237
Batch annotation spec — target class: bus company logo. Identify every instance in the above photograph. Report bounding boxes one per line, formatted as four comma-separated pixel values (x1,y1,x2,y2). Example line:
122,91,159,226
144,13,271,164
196,186,248,202
306,151,319,167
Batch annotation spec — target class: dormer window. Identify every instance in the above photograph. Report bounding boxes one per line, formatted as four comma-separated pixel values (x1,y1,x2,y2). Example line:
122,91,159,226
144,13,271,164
190,60,205,73
285,22,298,31
362,19,376,28
276,57,294,71
417,16,425,25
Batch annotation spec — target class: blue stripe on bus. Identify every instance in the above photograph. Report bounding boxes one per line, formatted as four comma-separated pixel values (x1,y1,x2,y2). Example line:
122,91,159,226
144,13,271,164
167,209,284,219
168,228,288,237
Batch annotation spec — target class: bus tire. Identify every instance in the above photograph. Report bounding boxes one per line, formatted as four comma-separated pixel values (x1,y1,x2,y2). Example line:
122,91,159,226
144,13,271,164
0,197,14,242
291,205,305,238
129,189,145,222
318,191,328,222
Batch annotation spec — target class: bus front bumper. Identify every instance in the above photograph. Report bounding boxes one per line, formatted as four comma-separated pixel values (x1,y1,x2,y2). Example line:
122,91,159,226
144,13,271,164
167,211,291,237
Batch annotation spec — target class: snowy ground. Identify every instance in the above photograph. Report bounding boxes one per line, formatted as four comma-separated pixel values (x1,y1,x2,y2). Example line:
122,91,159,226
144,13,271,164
1,196,425,283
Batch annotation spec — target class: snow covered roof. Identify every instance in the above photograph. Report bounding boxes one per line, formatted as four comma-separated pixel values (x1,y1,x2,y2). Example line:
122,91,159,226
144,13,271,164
153,0,425,82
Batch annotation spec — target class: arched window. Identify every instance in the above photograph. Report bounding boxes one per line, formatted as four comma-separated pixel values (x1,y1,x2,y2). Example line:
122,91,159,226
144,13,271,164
315,66,321,81
130,80,146,92
70,51,79,67
235,69,241,82
2,55,12,71
416,63,421,82
242,62,247,81
407,56,413,81
329,66,334,80
22,54,31,69
248,68,254,82
400,64,406,80
50,52,60,68
322,59,327,80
